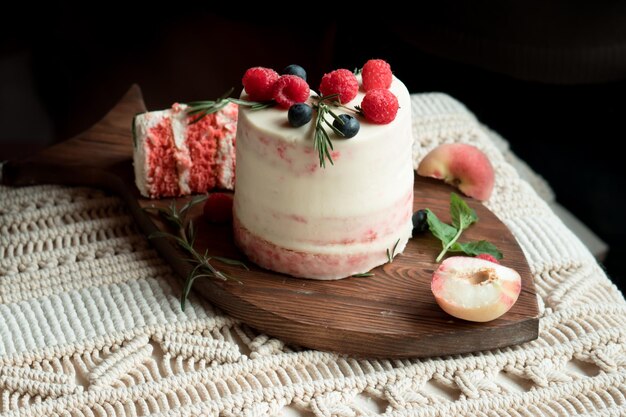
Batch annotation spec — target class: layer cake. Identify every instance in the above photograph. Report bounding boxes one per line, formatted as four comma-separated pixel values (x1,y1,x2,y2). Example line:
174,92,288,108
233,76,414,279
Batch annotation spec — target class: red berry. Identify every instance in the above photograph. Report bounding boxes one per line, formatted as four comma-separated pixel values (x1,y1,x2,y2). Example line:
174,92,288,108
476,253,500,264
272,75,310,109
203,193,233,223
319,69,359,104
242,67,279,101
360,88,399,124
362,59,393,91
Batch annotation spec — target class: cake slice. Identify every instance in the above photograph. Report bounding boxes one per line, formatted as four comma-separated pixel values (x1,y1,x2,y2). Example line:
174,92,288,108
132,102,238,198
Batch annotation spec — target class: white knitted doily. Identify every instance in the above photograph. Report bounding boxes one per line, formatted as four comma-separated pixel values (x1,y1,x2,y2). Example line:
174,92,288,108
0,94,624,417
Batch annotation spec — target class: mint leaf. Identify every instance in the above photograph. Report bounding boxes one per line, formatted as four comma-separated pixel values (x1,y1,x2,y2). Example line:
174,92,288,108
450,192,478,230
450,240,503,259
425,196,502,263
425,209,458,246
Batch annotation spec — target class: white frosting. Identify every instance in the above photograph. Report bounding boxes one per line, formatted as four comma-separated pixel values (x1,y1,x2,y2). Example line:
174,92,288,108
133,110,164,197
234,76,414,257
215,103,238,189
170,104,191,195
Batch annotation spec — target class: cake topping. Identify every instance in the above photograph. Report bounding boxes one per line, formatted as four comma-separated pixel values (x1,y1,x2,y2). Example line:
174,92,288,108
312,94,339,167
288,103,313,127
319,69,359,104
359,88,399,124
208,61,404,170
242,67,279,101
332,114,360,138
282,64,307,81
412,209,429,233
362,59,393,91
272,75,311,109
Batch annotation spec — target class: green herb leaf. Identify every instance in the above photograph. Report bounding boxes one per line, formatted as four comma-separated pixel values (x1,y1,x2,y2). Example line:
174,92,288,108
213,256,250,270
144,204,182,229
148,230,177,240
186,219,195,245
145,198,246,310
185,89,271,124
313,101,336,168
180,263,203,311
425,209,458,246
450,192,478,230
386,238,402,263
182,194,207,212
424,195,502,262
352,272,375,277
392,238,401,257
310,93,361,168
450,241,503,259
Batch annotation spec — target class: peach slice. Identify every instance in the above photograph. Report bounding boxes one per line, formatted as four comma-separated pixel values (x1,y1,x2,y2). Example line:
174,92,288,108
417,143,495,201
431,256,521,322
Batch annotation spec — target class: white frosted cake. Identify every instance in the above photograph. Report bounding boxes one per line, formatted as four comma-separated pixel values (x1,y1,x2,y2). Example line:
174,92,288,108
233,74,414,279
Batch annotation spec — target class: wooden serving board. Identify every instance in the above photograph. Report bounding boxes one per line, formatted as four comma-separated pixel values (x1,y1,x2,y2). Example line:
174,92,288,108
2,85,539,358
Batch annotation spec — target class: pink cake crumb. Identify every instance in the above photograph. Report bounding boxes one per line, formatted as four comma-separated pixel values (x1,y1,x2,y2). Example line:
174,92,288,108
186,116,220,192
146,117,179,197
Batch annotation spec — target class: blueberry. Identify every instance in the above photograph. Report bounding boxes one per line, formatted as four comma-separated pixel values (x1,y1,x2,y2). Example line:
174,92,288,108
288,103,313,127
282,64,307,81
412,209,429,233
332,114,360,138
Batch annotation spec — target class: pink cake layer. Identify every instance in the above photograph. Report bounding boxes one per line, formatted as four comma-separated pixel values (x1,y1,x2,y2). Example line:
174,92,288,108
234,213,398,280
186,104,238,193
145,116,180,197
235,188,414,247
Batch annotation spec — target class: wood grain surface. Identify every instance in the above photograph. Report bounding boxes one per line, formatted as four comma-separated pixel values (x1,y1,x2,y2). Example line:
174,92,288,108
2,85,539,358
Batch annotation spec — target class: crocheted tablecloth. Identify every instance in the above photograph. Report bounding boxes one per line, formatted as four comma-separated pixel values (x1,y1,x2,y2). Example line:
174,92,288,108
1,94,624,417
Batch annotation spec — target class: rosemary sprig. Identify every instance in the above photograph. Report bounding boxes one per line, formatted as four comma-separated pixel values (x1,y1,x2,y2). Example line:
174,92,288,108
311,94,353,168
386,238,401,263
185,88,273,124
313,102,336,168
352,272,375,278
144,195,247,311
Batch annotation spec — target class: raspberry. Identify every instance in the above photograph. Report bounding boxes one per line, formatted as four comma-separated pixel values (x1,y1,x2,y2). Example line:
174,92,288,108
362,59,393,91
359,88,399,124
242,67,279,101
272,75,310,109
476,253,500,264
319,69,359,104
203,193,233,223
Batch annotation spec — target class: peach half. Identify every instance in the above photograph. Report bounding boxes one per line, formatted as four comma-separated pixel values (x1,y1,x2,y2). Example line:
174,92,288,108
431,256,521,322
417,143,495,201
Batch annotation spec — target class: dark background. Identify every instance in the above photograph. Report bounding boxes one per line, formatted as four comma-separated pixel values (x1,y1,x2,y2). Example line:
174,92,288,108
2,4,625,290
